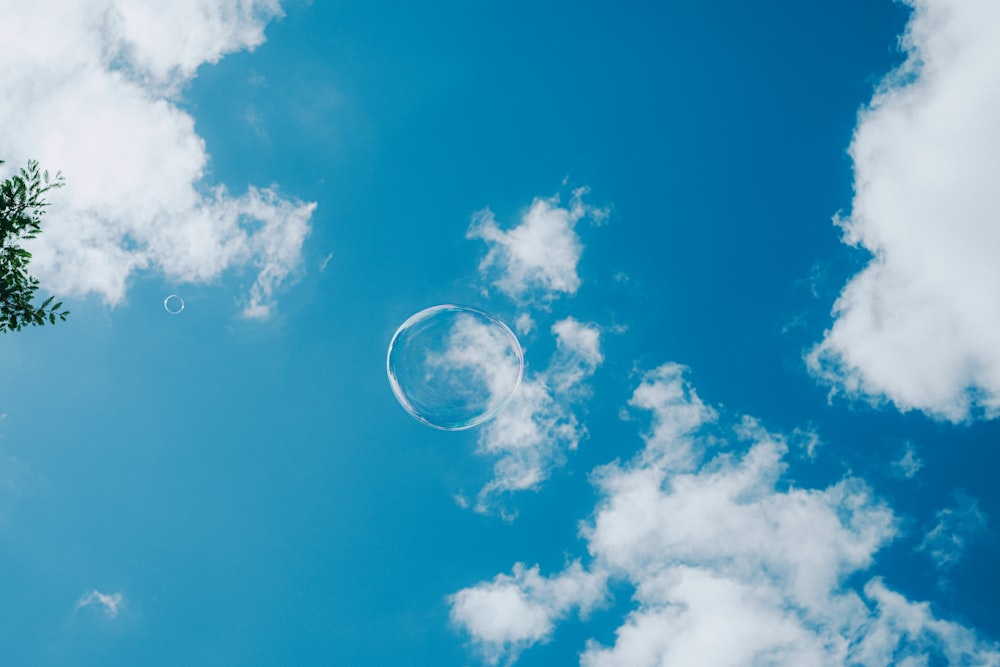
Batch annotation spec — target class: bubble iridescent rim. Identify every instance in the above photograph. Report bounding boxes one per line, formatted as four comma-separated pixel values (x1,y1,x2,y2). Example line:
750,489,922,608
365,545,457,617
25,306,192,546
164,294,185,315
386,304,525,431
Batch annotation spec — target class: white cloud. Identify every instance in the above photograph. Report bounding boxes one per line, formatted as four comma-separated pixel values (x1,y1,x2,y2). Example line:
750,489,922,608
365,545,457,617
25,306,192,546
432,312,522,397
75,590,124,619
449,561,607,666
0,0,315,318
549,317,603,391
463,189,608,513
893,442,924,479
424,309,524,427
791,426,822,460
625,363,716,472
852,578,1000,666
452,365,1000,665
468,188,608,302
473,318,602,515
808,0,1000,420
109,0,283,91
919,492,988,571
514,313,536,337
319,251,334,272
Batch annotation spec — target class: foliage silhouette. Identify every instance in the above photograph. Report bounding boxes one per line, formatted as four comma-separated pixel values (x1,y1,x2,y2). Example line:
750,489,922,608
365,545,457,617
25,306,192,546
1,159,69,332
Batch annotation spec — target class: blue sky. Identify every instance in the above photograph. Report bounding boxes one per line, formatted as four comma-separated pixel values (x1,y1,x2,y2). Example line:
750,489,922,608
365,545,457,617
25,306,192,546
2,0,1000,665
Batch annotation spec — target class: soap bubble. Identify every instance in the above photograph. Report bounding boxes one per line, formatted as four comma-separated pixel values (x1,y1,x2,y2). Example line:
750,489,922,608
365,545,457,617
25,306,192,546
164,294,184,315
387,305,524,430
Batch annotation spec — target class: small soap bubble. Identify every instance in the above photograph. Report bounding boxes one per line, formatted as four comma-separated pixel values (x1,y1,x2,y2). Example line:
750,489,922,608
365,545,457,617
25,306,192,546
387,305,524,430
164,294,185,315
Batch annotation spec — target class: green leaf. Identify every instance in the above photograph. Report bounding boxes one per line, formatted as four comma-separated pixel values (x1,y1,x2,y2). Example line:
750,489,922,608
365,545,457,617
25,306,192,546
0,158,69,333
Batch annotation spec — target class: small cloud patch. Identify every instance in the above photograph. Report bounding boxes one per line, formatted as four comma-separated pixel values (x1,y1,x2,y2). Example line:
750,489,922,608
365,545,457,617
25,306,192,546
75,590,124,619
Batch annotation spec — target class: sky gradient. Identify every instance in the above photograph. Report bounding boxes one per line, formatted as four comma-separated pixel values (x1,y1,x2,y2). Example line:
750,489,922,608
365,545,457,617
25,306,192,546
2,1,999,665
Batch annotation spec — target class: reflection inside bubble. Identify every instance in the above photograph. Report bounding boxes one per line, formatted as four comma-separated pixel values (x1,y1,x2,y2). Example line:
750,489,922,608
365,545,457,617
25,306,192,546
387,305,523,430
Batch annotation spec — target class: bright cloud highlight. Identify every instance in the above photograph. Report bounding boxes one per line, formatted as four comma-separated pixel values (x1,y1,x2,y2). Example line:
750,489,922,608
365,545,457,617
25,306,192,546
809,0,1000,420
449,561,607,665
468,188,608,302
0,0,315,318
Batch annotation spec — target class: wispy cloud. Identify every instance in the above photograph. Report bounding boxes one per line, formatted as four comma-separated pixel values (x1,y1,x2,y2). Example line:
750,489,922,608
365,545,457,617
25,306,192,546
920,492,988,572
473,318,603,516
461,188,611,514
808,0,1000,420
468,188,608,303
0,0,315,318
244,106,270,141
893,442,924,479
75,590,124,619
451,365,1000,665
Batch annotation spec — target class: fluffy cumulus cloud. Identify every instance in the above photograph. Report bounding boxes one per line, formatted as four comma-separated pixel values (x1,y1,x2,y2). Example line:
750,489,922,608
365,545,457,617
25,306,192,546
449,561,607,665
809,0,1000,420
0,0,315,318
468,188,608,302
451,365,1000,665
472,317,603,515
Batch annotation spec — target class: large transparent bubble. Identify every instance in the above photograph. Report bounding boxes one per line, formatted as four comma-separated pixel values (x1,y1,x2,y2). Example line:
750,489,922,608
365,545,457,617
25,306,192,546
387,305,524,430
